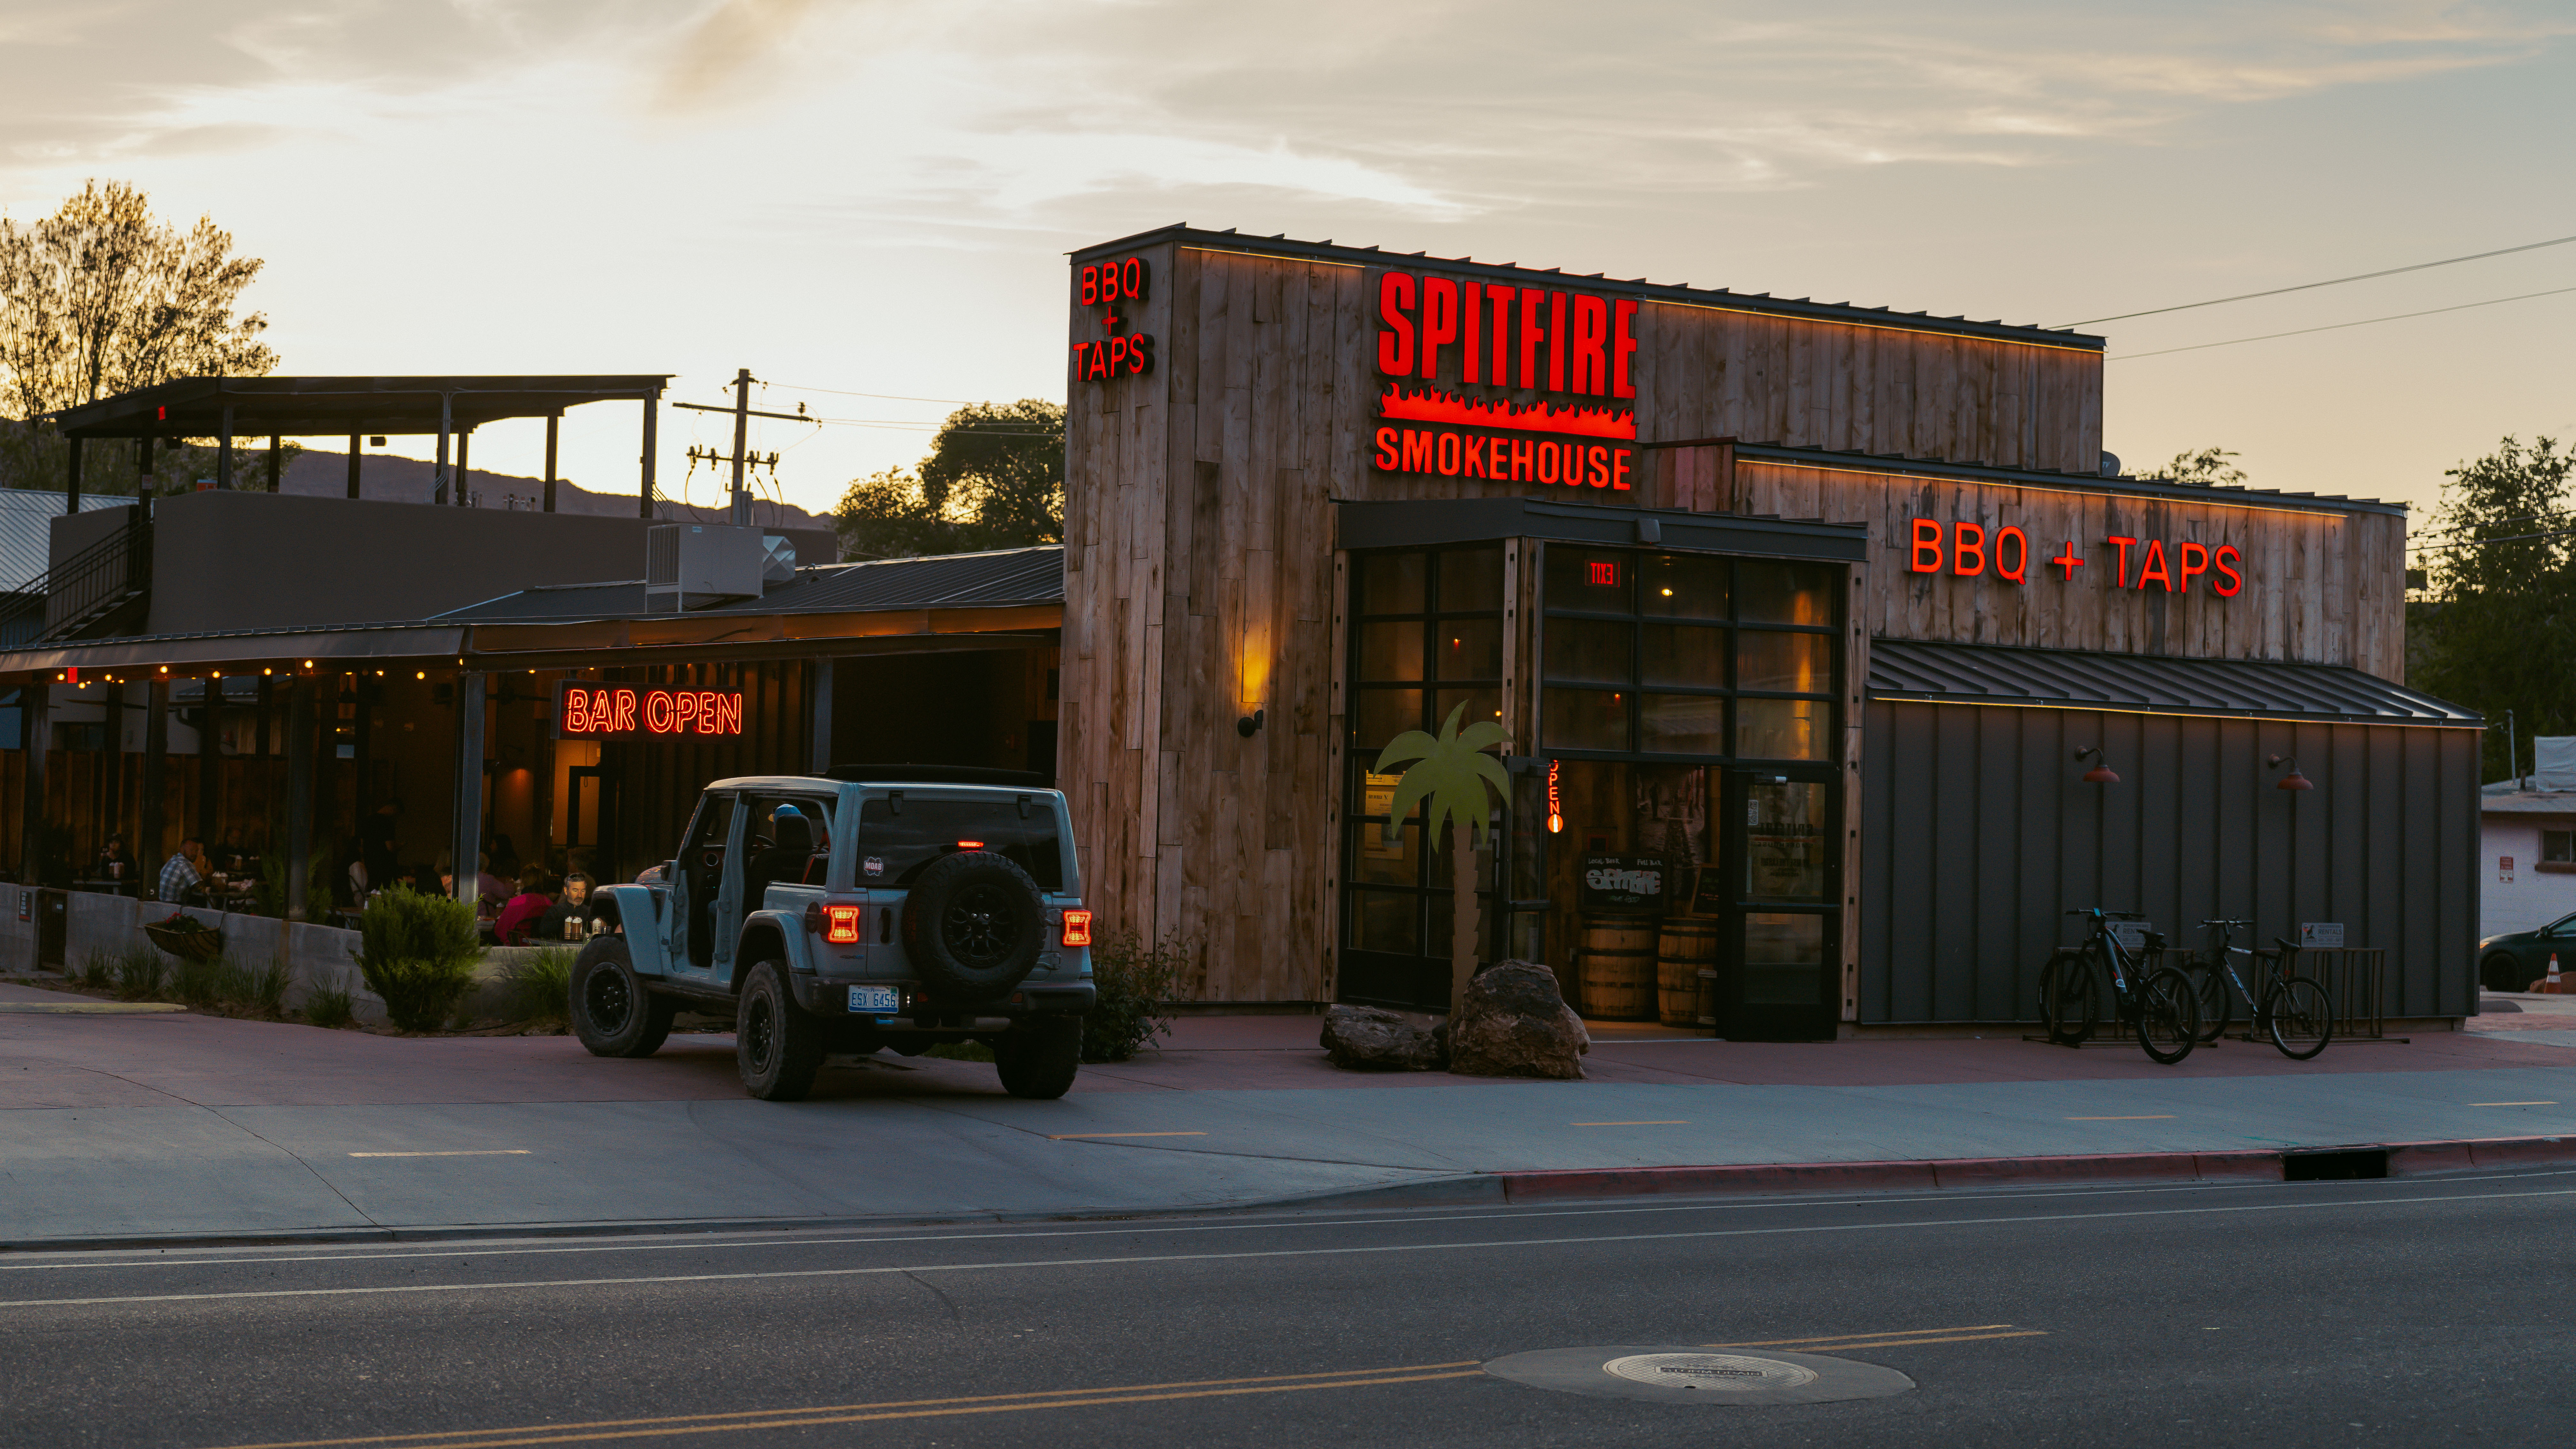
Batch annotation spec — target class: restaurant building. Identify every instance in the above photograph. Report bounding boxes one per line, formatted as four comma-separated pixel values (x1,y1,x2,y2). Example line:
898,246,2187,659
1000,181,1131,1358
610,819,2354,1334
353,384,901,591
1056,225,2480,1036
0,247,2484,1037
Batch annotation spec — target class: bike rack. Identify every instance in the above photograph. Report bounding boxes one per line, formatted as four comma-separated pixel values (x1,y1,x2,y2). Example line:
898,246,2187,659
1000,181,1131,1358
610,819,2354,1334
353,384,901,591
2258,945,2402,1044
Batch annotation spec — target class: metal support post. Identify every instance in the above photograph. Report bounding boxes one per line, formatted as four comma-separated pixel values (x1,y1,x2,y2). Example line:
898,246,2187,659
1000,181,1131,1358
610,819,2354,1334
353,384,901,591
346,434,361,499
103,681,125,858
217,408,234,490
19,683,48,886
142,679,169,869
452,671,486,907
456,429,471,508
285,678,314,921
809,659,834,773
544,415,559,513
639,394,659,519
729,367,752,527
197,679,219,851
434,394,451,506
266,435,282,492
65,436,82,513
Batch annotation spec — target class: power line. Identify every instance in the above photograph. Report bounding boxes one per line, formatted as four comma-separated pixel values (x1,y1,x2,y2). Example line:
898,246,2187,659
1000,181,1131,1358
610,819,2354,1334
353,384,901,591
2107,284,2576,361
768,381,984,406
2059,232,2576,327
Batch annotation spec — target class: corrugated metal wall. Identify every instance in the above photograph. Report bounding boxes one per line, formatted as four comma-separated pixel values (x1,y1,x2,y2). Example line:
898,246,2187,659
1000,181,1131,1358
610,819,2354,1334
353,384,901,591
1858,699,2480,1023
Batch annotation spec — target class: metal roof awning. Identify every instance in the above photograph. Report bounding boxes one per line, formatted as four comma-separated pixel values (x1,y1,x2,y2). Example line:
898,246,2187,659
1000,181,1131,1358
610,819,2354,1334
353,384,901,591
1867,638,2481,727
51,375,671,439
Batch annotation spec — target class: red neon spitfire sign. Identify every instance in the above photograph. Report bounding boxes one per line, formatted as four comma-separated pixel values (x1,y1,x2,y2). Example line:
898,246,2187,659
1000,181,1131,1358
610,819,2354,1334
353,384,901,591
1371,268,1639,491
555,683,747,740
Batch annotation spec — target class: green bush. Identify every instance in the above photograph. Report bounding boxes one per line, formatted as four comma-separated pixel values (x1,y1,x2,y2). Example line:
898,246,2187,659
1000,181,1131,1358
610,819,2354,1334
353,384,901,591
1080,932,1189,1063
112,948,167,1002
77,951,114,990
253,852,339,919
236,958,289,1017
304,974,355,1029
351,886,484,1032
501,948,576,1024
173,956,225,1008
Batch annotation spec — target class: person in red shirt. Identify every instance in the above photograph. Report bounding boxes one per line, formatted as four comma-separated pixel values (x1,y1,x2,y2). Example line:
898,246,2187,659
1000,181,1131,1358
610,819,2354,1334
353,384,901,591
493,867,555,946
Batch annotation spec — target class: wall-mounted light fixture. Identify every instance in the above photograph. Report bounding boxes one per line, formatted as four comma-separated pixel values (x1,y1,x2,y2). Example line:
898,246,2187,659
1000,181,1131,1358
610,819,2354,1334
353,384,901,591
2075,746,2119,785
1236,708,1265,738
2269,754,2314,791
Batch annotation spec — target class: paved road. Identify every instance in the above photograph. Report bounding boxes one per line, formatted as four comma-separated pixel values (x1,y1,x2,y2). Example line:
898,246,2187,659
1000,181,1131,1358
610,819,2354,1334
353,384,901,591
7,1167,2573,1446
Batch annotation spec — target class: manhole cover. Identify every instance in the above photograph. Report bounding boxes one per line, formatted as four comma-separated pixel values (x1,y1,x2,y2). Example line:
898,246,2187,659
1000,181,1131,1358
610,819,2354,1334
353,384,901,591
1603,1353,1819,1389
1485,1345,1913,1406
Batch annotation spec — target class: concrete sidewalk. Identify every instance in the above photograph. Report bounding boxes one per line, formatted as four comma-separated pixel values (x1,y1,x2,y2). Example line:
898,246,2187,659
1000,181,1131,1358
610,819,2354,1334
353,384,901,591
5,979,2574,1247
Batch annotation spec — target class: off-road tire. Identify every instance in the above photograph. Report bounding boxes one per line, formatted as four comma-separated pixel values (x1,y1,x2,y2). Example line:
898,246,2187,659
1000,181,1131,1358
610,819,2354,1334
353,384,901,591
737,959,825,1101
570,936,677,1058
900,850,1046,1002
995,1015,1082,1100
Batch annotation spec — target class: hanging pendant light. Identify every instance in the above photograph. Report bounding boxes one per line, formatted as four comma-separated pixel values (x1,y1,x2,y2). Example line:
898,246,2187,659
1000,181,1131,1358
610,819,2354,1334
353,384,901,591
2075,746,2119,785
2269,754,2314,790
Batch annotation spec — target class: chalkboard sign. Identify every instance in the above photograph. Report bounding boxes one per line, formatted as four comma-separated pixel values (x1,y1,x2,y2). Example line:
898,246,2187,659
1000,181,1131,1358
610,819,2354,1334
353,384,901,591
1688,862,1727,917
1580,854,1668,912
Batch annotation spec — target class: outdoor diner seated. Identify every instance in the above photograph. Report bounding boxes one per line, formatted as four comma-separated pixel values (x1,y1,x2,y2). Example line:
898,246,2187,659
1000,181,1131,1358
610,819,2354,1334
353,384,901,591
157,836,206,903
493,867,556,946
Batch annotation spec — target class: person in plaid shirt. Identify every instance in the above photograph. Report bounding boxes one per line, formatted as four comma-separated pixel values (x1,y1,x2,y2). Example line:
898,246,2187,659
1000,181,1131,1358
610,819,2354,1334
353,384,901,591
158,836,206,903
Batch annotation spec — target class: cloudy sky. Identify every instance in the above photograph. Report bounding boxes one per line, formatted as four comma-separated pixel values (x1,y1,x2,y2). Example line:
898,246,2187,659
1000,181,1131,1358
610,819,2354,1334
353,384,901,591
4,0,2571,527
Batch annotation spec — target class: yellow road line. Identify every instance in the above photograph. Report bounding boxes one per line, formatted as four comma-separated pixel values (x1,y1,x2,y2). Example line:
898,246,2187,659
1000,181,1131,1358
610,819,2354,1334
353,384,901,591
2065,1116,2176,1121
203,1363,1484,1449
1571,1121,1688,1127
1710,1323,2018,1346
346,1151,533,1159
1045,1132,1207,1140
2472,1102,2557,1107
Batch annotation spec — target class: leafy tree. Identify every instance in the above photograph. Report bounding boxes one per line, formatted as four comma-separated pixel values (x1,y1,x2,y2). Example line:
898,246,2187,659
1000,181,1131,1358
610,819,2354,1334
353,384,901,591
2155,446,2248,487
833,399,1063,559
2411,436,2576,781
0,179,278,497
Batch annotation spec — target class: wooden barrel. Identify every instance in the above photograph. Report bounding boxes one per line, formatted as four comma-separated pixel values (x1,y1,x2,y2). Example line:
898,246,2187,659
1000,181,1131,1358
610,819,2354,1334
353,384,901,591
1578,914,1659,1021
1657,919,1720,1026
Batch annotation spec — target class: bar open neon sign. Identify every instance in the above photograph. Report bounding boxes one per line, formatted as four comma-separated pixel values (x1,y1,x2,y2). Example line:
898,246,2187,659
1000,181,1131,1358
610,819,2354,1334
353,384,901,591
556,683,746,740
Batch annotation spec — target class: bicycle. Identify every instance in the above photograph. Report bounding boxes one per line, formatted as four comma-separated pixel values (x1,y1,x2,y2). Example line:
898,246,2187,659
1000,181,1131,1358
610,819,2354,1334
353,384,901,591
2044,908,2201,1065
2176,919,2334,1060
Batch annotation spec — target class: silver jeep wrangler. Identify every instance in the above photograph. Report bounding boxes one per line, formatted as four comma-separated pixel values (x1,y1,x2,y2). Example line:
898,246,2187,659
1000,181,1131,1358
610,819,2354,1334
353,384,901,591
568,767,1095,1100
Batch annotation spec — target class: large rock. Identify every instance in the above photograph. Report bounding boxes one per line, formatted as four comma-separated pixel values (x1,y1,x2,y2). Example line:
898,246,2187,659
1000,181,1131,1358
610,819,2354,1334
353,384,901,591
1320,1004,1445,1071
1447,960,1589,1080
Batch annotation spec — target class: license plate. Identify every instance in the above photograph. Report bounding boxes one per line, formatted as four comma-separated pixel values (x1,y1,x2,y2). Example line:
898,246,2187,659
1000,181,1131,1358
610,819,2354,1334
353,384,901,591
848,985,899,1016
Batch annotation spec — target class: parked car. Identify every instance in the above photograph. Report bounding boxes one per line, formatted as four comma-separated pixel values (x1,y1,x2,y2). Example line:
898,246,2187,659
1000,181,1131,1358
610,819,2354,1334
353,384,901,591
2478,912,2576,992
570,766,1094,1100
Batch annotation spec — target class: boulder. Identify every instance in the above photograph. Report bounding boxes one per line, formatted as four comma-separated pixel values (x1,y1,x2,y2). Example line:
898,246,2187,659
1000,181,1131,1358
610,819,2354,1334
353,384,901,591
1320,1004,1445,1071
1447,960,1589,1080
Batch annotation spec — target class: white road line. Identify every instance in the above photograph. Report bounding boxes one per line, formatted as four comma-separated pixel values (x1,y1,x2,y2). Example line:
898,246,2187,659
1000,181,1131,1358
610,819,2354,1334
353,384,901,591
7,1186,2572,1311
15,1169,2572,1277
346,1151,534,1159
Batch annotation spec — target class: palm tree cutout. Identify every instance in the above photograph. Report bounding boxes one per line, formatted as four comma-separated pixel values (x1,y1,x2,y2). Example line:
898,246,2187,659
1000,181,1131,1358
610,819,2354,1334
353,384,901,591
1375,701,1510,1011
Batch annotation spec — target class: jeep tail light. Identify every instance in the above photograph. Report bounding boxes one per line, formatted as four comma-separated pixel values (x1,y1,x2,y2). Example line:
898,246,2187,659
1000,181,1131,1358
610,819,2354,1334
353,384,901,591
957,840,984,849
824,904,862,944
1061,909,1092,947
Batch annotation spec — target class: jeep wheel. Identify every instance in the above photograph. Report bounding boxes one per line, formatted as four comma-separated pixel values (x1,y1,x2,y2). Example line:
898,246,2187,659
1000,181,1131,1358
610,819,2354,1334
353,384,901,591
994,1015,1082,1100
570,936,676,1058
900,851,1046,1002
737,959,825,1101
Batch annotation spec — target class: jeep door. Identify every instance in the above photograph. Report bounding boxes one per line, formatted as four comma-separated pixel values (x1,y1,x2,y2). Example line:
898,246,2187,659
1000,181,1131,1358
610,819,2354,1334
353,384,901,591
671,790,742,981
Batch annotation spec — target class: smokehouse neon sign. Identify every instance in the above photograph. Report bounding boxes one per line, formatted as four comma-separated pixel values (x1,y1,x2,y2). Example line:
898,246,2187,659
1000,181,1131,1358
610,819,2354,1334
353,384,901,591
1371,269,1639,492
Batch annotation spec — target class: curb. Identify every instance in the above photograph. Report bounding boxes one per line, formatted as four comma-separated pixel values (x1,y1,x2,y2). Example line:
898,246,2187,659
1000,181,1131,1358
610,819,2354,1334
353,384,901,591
1487,1134,2576,1203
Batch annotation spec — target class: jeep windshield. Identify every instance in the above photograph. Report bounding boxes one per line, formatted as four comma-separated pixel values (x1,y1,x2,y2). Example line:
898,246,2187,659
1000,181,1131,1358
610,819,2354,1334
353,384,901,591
859,797,1067,891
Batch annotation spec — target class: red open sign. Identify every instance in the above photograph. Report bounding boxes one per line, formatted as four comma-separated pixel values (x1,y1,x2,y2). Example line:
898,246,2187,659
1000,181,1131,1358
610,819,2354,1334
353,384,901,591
556,683,745,740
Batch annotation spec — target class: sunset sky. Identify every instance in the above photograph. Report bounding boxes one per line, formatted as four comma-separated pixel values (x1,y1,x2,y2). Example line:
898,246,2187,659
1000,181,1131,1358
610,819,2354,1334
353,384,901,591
4,0,2572,534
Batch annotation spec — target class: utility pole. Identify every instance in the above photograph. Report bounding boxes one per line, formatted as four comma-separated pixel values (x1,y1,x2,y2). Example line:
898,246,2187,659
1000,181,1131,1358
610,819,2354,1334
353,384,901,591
672,369,813,528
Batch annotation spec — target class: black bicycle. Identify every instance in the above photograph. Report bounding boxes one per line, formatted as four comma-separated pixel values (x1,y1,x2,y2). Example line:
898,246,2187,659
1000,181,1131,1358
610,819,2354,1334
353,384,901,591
2045,908,2201,1064
2176,919,2334,1060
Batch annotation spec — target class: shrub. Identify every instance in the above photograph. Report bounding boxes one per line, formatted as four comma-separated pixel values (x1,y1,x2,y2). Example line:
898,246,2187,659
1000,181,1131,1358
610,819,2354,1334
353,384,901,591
77,951,114,990
304,974,355,1029
113,948,167,1002
351,886,484,1032
253,852,339,919
235,958,290,1017
173,956,226,1008
1080,932,1189,1063
501,948,576,1024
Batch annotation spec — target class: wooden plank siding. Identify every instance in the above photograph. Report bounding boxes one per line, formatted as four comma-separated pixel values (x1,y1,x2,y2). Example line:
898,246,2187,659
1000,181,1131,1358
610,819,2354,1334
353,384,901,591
1062,233,2407,1004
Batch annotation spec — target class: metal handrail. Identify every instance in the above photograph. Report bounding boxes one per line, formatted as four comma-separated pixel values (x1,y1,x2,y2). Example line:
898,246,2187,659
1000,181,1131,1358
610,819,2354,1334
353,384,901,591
0,504,151,648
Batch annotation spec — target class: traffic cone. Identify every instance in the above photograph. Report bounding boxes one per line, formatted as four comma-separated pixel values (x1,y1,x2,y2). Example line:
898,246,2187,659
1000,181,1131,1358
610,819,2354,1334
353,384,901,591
2551,955,2564,994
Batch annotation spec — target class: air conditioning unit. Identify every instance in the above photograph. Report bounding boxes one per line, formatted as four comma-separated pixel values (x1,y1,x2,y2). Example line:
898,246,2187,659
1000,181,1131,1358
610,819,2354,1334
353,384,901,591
645,524,765,612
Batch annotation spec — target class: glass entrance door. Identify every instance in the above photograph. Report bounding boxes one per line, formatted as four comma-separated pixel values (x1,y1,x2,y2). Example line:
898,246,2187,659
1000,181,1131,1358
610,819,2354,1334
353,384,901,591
1718,769,1838,1041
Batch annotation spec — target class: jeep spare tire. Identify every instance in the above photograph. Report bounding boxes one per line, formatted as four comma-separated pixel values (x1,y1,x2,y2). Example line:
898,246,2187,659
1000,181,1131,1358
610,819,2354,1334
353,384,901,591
901,850,1046,1001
